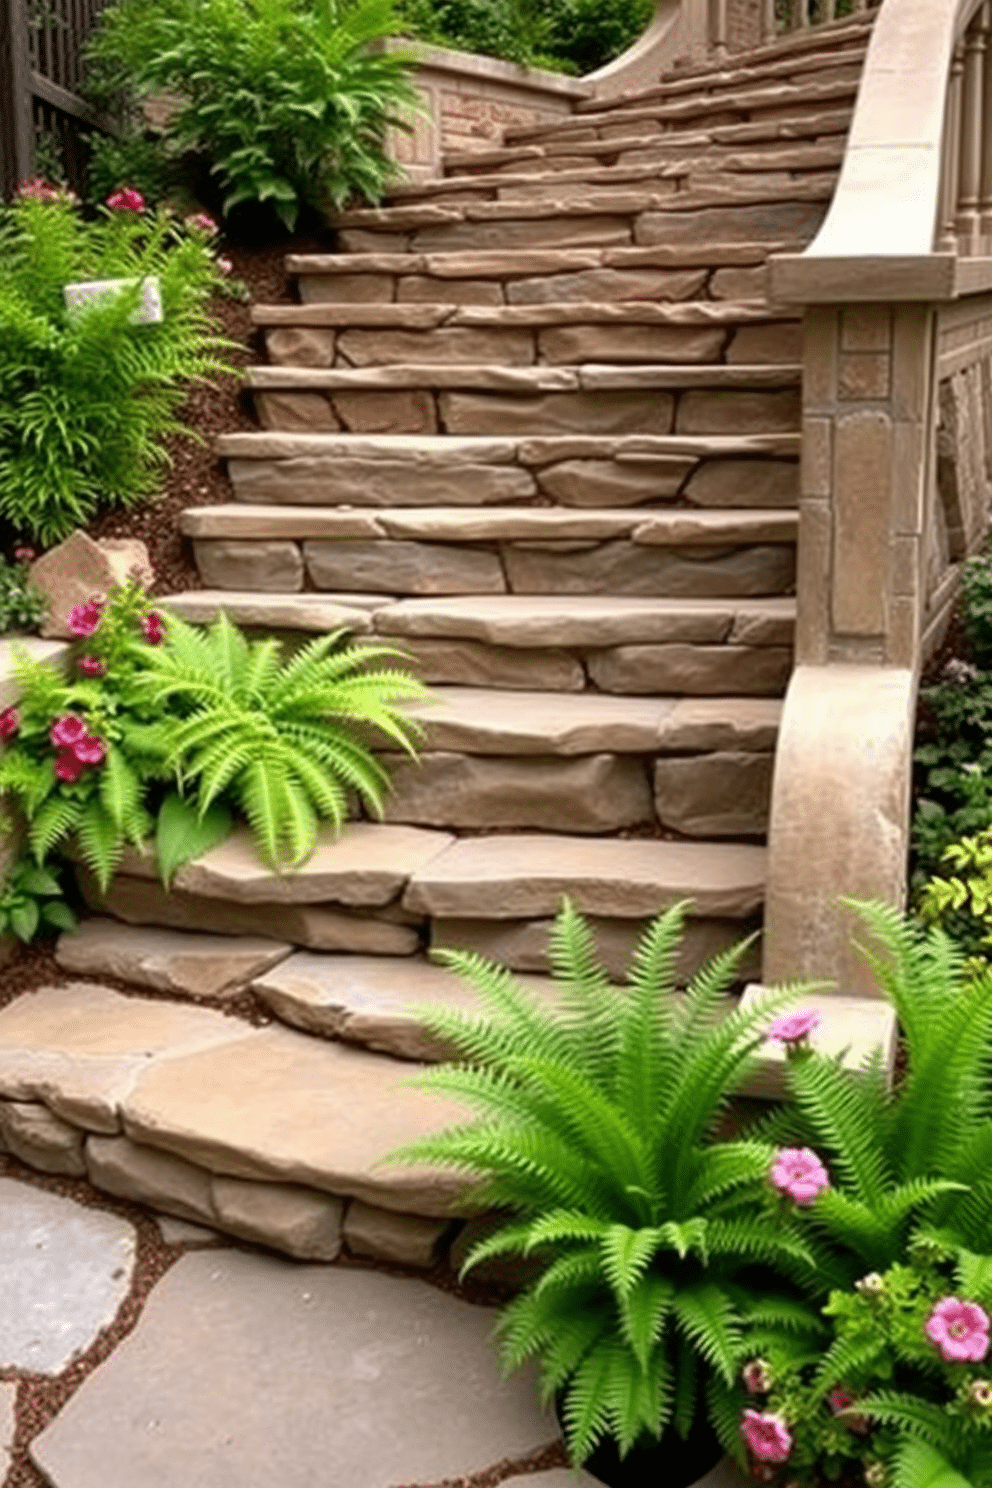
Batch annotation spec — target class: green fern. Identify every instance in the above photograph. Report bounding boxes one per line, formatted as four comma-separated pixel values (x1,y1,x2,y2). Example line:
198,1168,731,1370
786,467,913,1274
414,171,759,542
138,612,426,870
391,900,819,1465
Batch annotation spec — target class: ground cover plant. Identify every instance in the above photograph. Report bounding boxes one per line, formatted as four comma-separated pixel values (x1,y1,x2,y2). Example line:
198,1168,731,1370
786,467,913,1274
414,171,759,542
0,184,231,546
85,0,420,231
0,580,424,896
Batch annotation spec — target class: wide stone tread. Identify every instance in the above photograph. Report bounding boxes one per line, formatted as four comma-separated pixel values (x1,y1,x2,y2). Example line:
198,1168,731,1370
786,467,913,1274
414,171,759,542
161,591,380,632
55,919,293,1000
406,687,782,755
217,431,800,462
373,593,795,648
180,504,797,546
402,834,767,920
251,299,793,329
244,363,800,392
286,241,802,280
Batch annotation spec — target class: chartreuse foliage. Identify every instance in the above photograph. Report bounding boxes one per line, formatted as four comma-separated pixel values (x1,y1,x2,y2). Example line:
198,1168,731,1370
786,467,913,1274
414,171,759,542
140,613,426,870
742,1244,992,1488
0,858,76,942
0,191,232,544
754,902,992,1278
392,901,820,1465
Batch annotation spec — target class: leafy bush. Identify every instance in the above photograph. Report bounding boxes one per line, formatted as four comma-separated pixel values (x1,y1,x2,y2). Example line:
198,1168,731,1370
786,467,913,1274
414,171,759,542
396,0,653,74
735,1245,992,1488
86,0,420,230
0,186,231,545
394,902,819,1466
86,132,176,210
0,553,46,635
0,580,424,891
0,857,76,941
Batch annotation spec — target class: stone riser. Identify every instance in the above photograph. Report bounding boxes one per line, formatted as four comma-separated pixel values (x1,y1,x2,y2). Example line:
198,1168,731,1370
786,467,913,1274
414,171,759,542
336,196,827,256
251,382,801,438
261,318,801,369
192,533,796,602
225,448,799,510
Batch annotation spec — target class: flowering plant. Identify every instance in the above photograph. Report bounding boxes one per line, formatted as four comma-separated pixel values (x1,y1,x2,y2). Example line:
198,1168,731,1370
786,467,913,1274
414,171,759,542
730,1246,992,1488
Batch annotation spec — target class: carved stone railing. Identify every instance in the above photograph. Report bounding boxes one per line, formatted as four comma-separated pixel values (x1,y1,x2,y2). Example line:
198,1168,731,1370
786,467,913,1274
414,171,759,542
763,0,992,997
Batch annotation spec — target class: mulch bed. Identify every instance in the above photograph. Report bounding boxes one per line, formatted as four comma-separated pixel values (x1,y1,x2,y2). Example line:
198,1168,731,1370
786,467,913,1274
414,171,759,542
87,234,327,597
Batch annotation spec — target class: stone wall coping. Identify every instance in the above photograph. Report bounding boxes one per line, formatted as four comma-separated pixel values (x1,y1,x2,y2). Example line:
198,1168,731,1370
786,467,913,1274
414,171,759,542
375,36,592,100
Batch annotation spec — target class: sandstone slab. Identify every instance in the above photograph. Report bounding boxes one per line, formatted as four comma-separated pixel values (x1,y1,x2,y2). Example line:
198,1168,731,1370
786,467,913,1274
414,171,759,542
56,920,293,999
382,751,653,832
375,594,746,648
28,532,151,640
162,591,375,633
397,637,585,691
408,686,678,754
404,834,766,920
31,1252,554,1488
659,697,782,752
440,389,674,436
0,983,254,1133
305,539,506,595
0,1099,86,1176
502,539,795,599
86,1134,216,1224
337,326,535,367
505,266,708,303
228,455,537,506
0,1177,136,1374
684,457,798,506
675,388,801,435
653,751,774,836
121,1022,473,1215
739,988,899,1100
342,1199,450,1268
192,540,304,592
634,200,826,246
377,508,639,542
537,455,695,505
539,324,728,364
76,871,422,957
180,505,384,540
255,390,340,432
210,1177,344,1261
156,1216,218,1245
588,643,793,695
332,388,438,434
253,951,557,1062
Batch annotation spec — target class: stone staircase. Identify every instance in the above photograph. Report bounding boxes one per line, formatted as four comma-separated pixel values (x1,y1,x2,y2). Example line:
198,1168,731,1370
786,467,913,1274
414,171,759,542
0,15,901,1269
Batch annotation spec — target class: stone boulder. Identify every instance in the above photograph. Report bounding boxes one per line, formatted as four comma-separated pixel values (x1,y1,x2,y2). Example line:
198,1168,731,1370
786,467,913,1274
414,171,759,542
28,532,152,640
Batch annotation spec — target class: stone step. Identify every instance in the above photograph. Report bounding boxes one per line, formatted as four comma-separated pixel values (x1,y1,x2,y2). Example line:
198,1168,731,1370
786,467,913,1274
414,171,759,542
160,590,378,632
218,431,799,512
243,363,801,437
499,74,860,147
287,242,803,311
252,298,801,370
441,109,852,176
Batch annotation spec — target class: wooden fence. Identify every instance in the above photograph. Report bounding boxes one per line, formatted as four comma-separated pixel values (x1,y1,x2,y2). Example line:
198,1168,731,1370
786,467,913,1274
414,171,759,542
0,0,114,199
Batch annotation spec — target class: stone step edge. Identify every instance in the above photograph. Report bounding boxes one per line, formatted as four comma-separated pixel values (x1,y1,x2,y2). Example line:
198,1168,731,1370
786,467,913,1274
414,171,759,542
243,363,800,392
250,298,796,329
285,241,806,277
216,430,801,459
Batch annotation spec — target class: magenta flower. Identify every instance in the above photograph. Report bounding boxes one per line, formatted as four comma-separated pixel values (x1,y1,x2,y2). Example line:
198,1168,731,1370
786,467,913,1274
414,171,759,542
766,1009,821,1045
0,707,19,741
827,1387,870,1435
55,750,85,783
105,187,145,213
741,1410,792,1464
72,734,105,766
68,599,103,638
185,212,219,235
215,254,234,276
50,714,87,749
742,1359,771,1395
15,176,60,202
78,655,106,677
770,1147,830,1208
13,546,35,564
141,612,165,645
926,1298,991,1363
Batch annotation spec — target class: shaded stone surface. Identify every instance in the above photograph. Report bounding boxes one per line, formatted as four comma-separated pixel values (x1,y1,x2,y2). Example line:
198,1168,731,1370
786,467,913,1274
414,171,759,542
210,1178,344,1261
342,1199,451,1268
305,539,506,595
654,751,774,836
156,1216,218,1245
56,920,293,999
0,1178,136,1374
31,1252,555,1488
86,1134,216,1224
399,637,586,691
0,1098,86,1176
193,540,304,592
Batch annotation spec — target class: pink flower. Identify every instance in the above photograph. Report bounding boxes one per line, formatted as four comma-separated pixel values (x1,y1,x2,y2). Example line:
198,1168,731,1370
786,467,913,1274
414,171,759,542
827,1387,870,1435
741,1410,792,1464
767,1009,821,1045
128,562,154,584
49,714,87,749
0,707,19,740
68,599,103,638
770,1147,830,1208
106,187,145,213
55,750,85,783
215,255,234,276
185,212,219,235
13,546,35,564
15,176,60,202
72,734,105,766
78,655,106,677
926,1298,991,1363
141,612,165,645
742,1359,772,1395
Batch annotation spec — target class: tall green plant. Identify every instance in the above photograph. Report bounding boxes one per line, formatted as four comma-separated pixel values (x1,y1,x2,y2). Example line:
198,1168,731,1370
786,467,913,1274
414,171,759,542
87,0,419,229
394,902,819,1465
0,188,231,544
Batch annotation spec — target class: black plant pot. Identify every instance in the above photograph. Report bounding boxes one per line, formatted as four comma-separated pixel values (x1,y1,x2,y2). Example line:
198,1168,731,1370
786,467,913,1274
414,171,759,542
557,1398,724,1488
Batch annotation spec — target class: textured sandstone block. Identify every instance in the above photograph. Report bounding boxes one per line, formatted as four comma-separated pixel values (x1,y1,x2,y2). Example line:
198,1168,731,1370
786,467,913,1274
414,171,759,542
56,919,293,1000
210,1177,344,1261
634,200,826,246
727,322,803,362
29,531,151,640
87,1134,216,1223
0,1099,86,1176
506,267,708,304
305,540,505,596
193,540,304,593
588,643,793,695
343,1200,450,1268
298,272,394,303
537,456,695,505
265,326,336,367
538,324,727,364
254,391,339,432
439,390,674,437
409,214,632,252
397,637,585,691
675,388,801,435
336,327,535,367
684,458,798,507
332,389,438,435
228,456,537,507
653,751,775,836
397,275,502,305
502,540,795,599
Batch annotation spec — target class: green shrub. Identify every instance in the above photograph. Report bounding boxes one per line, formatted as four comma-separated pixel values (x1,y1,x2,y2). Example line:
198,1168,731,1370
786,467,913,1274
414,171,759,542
86,131,175,209
0,187,231,545
0,857,76,941
0,580,425,891
86,0,420,230
394,901,819,1465
396,0,653,74
0,554,46,635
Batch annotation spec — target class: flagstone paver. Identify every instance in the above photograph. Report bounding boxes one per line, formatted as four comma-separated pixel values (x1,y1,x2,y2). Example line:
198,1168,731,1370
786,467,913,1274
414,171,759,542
30,1250,555,1488
0,1177,136,1374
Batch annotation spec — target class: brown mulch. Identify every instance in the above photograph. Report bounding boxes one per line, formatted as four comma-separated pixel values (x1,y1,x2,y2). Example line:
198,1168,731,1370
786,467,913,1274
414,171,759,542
87,234,328,597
